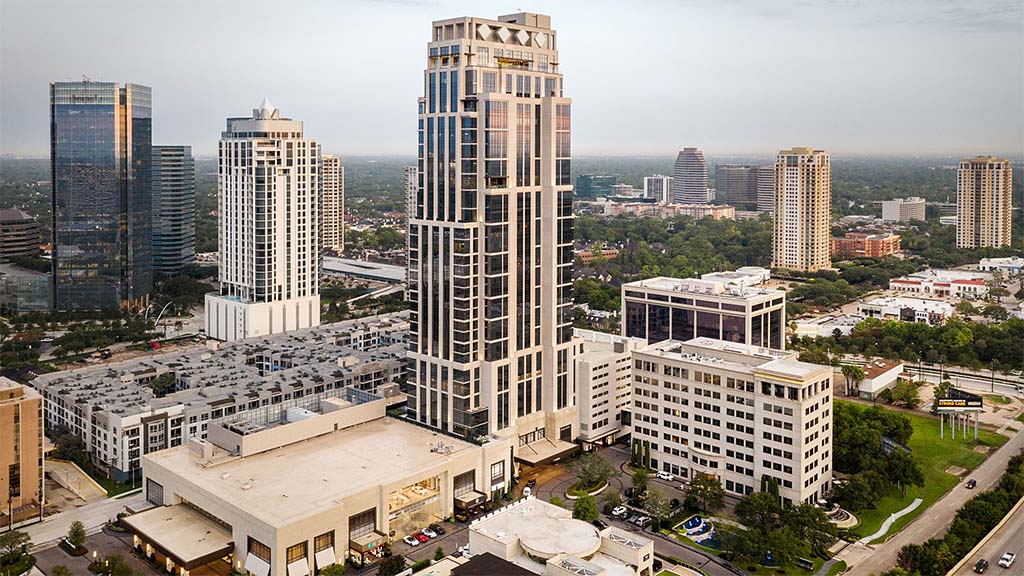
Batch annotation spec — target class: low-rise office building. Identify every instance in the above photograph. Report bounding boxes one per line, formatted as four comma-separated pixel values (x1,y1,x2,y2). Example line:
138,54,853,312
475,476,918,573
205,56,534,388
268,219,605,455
880,197,926,222
574,329,646,447
128,387,512,576
888,269,991,300
979,257,1024,275
857,296,953,325
852,358,904,400
33,314,408,481
0,262,51,313
631,338,833,505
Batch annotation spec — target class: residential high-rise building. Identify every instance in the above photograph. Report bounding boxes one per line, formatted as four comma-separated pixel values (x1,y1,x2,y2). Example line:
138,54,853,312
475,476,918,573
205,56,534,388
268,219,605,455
404,165,419,218
322,153,345,253
0,208,41,260
642,174,673,204
205,100,321,341
672,147,708,204
151,146,196,274
631,338,833,504
50,81,152,311
0,377,44,526
957,157,1013,249
772,147,831,272
409,12,578,453
715,165,768,211
755,165,775,213
880,197,926,222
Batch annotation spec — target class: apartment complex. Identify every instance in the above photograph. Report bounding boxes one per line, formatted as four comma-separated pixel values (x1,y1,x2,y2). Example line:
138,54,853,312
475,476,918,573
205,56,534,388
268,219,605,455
151,146,196,273
642,174,673,204
404,165,418,217
50,81,152,311
128,387,512,576
0,208,40,260
574,329,646,447
621,275,786,350
631,338,833,504
34,314,408,481
408,12,578,452
957,156,1013,249
322,153,345,253
830,232,901,260
672,147,708,204
772,147,831,272
880,197,926,222
206,100,321,341
0,378,44,526
857,296,953,325
715,165,773,212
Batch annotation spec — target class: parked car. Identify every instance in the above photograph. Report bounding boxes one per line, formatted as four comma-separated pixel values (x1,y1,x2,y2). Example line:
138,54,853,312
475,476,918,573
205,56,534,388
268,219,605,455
592,519,608,530
627,514,640,524
421,527,438,539
428,523,446,536
635,516,652,528
670,498,681,509
523,486,532,496
458,544,471,558
413,532,430,543
627,498,644,508
656,471,674,482
403,535,420,547
974,559,989,573
526,478,537,488
611,505,628,518
966,478,978,489
998,552,1015,568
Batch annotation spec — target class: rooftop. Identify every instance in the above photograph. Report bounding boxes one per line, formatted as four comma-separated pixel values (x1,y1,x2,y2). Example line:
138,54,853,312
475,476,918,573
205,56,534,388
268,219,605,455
121,505,232,569
323,257,406,283
623,275,779,300
0,208,35,223
862,358,903,380
861,296,954,314
472,498,601,559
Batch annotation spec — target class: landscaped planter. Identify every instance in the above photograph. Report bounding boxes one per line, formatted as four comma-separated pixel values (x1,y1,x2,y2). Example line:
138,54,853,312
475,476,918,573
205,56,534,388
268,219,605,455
564,481,609,499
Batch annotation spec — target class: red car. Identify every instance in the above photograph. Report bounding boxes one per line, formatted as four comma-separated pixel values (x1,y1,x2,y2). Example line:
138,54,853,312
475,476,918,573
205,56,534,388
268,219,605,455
413,532,429,543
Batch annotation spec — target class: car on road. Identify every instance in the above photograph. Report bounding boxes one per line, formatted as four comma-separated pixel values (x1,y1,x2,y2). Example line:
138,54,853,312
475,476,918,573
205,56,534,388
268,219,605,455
592,519,608,530
974,558,989,573
966,478,977,489
428,523,446,536
421,527,438,539
403,535,420,547
413,532,430,543
656,471,674,482
998,553,1015,568
611,505,628,517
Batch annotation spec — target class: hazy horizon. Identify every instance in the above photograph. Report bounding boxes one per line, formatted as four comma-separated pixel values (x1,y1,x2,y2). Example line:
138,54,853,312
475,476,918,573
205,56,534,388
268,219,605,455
1,0,1022,158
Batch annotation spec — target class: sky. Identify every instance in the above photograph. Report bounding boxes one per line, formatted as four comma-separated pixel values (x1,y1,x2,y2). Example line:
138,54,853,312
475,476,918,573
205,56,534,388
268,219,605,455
1,0,1022,158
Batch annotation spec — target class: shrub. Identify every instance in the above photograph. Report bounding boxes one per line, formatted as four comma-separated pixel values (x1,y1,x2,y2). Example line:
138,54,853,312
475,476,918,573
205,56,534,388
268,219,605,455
434,546,445,561
319,565,345,576
411,558,432,572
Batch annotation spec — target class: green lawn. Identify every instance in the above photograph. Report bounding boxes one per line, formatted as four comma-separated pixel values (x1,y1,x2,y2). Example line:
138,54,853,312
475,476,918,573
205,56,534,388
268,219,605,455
985,394,1013,405
1016,412,1024,423
838,401,1008,543
826,560,848,576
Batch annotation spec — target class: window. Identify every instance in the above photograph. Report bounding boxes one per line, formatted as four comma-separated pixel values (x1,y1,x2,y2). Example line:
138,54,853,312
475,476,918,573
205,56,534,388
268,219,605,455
314,532,334,552
349,508,376,539
286,541,307,564
248,537,271,563
491,460,505,483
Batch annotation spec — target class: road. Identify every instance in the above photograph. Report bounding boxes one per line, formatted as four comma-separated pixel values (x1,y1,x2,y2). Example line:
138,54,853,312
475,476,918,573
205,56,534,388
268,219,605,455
953,498,1024,576
841,355,1024,397
842,428,1024,575
24,492,146,551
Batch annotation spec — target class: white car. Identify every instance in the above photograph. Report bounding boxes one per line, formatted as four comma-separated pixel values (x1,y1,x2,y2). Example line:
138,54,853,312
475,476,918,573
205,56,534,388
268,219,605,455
421,527,438,539
656,471,674,482
402,535,420,547
998,552,1015,568
611,505,628,517
458,544,471,558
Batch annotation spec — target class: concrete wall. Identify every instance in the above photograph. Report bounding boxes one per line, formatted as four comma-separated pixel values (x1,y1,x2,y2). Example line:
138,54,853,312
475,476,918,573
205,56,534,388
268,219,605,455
206,294,321,342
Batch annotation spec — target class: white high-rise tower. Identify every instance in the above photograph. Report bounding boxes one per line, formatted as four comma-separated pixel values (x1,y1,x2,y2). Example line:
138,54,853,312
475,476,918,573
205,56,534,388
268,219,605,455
672,147,709,204
408,12,578,452
205,100,321,341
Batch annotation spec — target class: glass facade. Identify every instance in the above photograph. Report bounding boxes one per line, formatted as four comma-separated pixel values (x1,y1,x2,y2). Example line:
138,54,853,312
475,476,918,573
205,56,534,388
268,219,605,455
152,146,195,274
50,82,152,311
622,293,785,349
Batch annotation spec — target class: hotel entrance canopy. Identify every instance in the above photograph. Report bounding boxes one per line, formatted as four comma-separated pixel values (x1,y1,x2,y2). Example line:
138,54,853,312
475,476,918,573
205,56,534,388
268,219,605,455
122,505,233,571
516,438,577,465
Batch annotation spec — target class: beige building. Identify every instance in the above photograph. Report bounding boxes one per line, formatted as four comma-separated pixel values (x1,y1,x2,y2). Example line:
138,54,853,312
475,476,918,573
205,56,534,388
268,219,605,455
773,147,831,272
880,197,926,222
321,153,345,253
0,377,44,526
574,329,646,447
129,387,512,576
957,156,1013,249
631,338,833,505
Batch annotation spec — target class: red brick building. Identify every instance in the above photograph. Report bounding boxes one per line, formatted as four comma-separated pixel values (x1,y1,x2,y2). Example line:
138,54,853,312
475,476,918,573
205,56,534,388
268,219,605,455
831,232,901,259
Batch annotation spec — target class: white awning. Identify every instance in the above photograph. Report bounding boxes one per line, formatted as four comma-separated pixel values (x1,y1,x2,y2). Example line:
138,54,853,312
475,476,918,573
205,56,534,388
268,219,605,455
314,547,336,568
287,558,311,576
244,553,270,576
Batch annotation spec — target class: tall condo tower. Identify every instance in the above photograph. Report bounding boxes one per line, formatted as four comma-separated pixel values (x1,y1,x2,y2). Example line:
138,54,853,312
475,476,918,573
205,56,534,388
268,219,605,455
151,146,196,273
956,156,1012,249
671,147,708,204
205,100,321,341
772,147,831,272
321,153,345,253
755,165,776,213
409,12,578,450
642,175,673,204
50,81,152,311
404,165,419,219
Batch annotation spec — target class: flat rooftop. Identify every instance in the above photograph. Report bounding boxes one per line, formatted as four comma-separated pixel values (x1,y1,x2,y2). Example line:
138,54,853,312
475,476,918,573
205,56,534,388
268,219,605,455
122,504,232,568
323,257,406,283
472,498,600,559
623,276,778,300
146,416,478,527
641,338,826,381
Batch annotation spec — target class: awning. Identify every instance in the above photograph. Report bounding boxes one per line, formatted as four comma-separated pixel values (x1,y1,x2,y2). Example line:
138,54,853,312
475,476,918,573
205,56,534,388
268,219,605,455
515,438,578,465
121,505,233,570
455,490,487,509
245,553,271,576
287,558,310,576
314,546,336,568
350,531,386,553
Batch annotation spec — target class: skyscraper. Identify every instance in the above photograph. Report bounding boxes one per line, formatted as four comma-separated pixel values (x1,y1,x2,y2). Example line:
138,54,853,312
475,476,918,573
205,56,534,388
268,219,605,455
672,147,708,204
321,153,345,254
409,12,577,450
50,81,152,311
205,100,321,341
715,165,770,211
957,157,1013,249
642,174,673,204
404,165,418,218
151,146,195,274
755,165,775,213
772,147,831,272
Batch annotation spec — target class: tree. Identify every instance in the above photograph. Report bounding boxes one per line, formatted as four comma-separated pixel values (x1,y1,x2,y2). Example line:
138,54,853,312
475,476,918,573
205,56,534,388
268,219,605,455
735,491,782,532
631,466,649,494
643,442,651,469
841,365,865,397
53,432,85,461
602,491,623,514
886,450,925,497
67,520,87,550
955,300,977,317
0,530,30,561
434,546,446,561
686,474,724,513
572,494,600,522
888,381,921,408
785,503,837,552
377,554,407,576
550,495,564,508
644,487,672,526
569,452,617,491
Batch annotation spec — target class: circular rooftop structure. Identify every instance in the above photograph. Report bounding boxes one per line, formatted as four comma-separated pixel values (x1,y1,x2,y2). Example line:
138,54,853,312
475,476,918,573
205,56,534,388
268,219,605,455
516,515,601,560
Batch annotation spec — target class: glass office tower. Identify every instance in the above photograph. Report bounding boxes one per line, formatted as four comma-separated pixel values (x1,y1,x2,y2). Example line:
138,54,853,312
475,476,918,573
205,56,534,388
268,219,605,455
50,81,152,310
152,146,196,273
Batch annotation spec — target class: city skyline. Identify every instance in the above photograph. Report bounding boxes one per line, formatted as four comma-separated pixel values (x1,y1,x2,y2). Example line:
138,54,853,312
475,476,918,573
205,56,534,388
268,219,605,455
2,0,1022,157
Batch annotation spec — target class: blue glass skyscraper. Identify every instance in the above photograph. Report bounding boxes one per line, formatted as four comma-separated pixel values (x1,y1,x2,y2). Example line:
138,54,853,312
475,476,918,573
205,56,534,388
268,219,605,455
152,146,196,274
50,81,153,310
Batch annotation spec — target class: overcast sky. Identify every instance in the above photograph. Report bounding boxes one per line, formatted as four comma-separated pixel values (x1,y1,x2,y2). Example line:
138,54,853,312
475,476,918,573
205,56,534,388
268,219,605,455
1,0,1022,157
